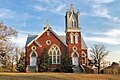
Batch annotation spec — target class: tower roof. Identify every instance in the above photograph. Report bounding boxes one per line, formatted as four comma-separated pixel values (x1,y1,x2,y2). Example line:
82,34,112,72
70,4,75,12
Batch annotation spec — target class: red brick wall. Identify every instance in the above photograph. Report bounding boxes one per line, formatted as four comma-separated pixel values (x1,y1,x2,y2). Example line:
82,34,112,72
26,28,88,69
66,32,82,64
66,32,88,66
26,29,67,69
82,49,88,66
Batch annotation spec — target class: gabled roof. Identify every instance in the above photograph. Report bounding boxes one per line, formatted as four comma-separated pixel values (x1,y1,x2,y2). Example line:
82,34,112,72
25,35,37,47
81,37,87,49
59,36,66,43
59,35,87,49
26,27,67,47
25,27,87,49
59,36,88,49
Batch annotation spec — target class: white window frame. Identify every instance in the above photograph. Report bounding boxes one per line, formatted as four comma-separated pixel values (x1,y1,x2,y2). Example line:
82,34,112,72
48,44,61,64
82,51,86,65
72,19,74,27
70,33,74,44
75,33,79,44
47,31,50,36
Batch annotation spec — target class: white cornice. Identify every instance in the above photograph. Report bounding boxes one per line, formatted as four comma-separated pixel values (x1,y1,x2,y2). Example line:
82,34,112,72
27,27,67,47
66,27,81,32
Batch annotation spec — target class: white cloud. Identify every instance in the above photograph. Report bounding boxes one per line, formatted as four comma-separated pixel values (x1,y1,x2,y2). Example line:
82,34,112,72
18,30,39,35
10,34,27,47
80,12,90,16
54,4,66,12
103,29,120,37
94,0,115,4
33,5,47,11
0,8,35,21
92,2,120,23
106,51,120,63
86,29,120,45
50,4,66,15
37,0,50,3
0,8,15,19
10,30,39,47
33,0,67,15
93,5,110,18
86,37,120,44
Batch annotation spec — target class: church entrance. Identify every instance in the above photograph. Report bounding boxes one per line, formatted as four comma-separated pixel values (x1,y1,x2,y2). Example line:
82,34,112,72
30,52,36,66
72,52,79,66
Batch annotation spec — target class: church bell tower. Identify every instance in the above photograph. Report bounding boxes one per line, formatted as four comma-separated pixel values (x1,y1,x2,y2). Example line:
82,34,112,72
65,4,82,66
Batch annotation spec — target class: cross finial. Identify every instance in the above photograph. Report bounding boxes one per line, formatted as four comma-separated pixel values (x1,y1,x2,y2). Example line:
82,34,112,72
70,4,74,12
45,19,50,28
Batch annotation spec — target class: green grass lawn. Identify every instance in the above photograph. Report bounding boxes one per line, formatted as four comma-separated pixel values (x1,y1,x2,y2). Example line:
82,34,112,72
0,73,120,80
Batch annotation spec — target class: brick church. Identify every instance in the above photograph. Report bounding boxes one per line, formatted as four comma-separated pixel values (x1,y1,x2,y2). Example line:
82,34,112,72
25,4,88,72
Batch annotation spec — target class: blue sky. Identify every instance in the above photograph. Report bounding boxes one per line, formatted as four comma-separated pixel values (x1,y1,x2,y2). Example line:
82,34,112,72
0,0,120,63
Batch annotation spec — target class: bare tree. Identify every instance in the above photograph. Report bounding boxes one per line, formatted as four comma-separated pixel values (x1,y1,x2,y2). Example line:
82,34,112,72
90,44,109,74
0,22,18,71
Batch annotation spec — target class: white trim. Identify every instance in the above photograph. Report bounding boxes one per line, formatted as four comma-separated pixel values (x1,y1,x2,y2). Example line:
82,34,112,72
73,46,77,51
34,40,41,47
75,33,79,44
27,27,67,47
30,57,36,66
82,51,86,57
66,28,81,32
72,19,74,27
31,46,36,51
70,33,74,44
67,30,80,32
71,51,79,57
69,11,73,22
30,51,38,57
48,44,61,64
82,51,86,65
47,31,50,36
27,27,49,47
29,50,38,66
49,28,67,46
46,40,51,45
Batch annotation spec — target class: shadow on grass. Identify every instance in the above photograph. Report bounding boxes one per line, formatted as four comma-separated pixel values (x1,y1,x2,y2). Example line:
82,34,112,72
0,75,67,80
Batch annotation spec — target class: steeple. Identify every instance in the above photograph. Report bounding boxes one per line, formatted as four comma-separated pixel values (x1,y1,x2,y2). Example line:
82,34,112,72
65,4,80,32
44,19,51,30
46,19,50,27
70,4,75,12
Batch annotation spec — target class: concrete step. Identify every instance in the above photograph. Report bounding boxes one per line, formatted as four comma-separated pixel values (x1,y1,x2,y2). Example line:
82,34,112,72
29,66,36,72
73,65,85,73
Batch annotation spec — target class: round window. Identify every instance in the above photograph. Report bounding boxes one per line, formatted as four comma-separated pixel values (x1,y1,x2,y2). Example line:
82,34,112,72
31,46,36,50
46,40,51,45
73,46,77,51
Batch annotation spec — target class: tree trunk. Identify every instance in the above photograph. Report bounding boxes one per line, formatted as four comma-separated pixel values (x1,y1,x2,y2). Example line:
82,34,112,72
98,63,100,74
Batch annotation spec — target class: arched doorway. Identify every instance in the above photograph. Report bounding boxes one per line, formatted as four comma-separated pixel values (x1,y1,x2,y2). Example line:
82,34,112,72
72,52,79,66
82,51,86,65
30,52,36,66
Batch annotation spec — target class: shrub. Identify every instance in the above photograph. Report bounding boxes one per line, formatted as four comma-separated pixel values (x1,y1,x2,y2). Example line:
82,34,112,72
118,67,120,74
53,68,61,72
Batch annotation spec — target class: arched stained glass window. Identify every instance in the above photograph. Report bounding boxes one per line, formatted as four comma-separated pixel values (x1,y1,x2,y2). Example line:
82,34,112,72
73,52,78,57
82,51,86,65
48,44,61,64
70,34,74,44
31,52,36,57
75,33,79,44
